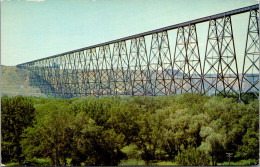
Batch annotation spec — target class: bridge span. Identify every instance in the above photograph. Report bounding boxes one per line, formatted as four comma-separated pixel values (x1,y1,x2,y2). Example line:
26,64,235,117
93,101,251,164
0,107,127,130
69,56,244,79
17,4,259,100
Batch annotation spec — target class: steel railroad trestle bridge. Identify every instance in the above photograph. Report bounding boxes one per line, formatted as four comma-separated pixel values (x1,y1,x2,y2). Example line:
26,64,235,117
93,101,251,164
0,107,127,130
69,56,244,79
17,4,259,100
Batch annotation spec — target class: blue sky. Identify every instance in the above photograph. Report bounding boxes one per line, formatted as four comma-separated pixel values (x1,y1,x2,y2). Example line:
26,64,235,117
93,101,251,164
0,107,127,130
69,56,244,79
1,0,258,68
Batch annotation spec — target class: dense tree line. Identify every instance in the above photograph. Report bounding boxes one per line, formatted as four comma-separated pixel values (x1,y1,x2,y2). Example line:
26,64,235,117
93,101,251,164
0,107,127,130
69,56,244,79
1,94,259,166
1,96,35,164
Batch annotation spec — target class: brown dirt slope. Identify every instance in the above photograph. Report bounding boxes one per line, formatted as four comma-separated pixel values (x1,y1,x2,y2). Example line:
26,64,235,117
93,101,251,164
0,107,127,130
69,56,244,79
1,66,46,97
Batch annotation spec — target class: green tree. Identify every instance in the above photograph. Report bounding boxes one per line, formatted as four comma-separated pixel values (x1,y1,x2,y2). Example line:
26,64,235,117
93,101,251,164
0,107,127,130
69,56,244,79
69,111,125,166
236,100,259,160
6,94,258,166
1,96,35,164
199,132,226,165
107,100,141,145
21,100,74,166
133,111,166,163
175,146,210,166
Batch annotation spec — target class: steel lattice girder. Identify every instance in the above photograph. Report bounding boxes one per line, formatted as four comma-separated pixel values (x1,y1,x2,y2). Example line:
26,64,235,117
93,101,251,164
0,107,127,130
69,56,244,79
241,9,259,99
16,5,259,99
203,16,240,97
147,31,173,96
129,37,149,95
173,24,204,94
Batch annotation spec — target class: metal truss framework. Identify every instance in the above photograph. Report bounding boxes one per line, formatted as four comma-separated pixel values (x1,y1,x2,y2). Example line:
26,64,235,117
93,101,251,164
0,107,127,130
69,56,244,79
203,16,241,97
241,9,259,99
17,5,259,99
174,24,204,94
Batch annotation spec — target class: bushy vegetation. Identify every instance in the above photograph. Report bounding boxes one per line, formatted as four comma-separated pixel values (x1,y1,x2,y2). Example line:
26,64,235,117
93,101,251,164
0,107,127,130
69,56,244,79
1,94,259,166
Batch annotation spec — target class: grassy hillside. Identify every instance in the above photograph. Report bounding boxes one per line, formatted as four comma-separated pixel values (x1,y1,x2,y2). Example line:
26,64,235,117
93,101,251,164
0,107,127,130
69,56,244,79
1,66,46,97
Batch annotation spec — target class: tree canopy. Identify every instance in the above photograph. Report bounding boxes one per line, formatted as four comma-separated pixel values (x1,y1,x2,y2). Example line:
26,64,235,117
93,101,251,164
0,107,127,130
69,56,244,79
1,94,259,166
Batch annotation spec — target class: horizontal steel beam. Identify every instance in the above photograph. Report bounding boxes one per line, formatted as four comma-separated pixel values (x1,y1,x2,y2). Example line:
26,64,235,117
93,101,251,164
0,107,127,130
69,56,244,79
17,4,259,66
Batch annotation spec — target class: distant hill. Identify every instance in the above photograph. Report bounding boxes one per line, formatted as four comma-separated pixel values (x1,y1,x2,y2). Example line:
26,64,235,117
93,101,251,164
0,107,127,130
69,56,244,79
1,66,46,97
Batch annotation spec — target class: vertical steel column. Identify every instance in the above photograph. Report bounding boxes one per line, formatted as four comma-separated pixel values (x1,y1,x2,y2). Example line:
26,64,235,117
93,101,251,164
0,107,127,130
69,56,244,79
28,62,36,87
129,38,139,95
173,24,203,94
60,55,67,98
52,57,60,98
108,44,115,95
98,45,110,96
173,26,186,94
187,24,204,94
45,59,53,96
55,56,62,97
203,16,240,97
241,9,259,99
98,46,105,96
160,31,174,95
111,41,129,95
147,31,173,96
67,53,75,97
36,62,42,92
66,54,71,98
73,52,81,98
89,48,98,96
203,19,222,95
85,50,92,96
140,37,150,95
112,42,121,95
81,50,88,97
129,37,149,95
93,47,102,97
48,58,55,97
44,59,50,96
77,51,86,97
37,61,44,93
105,45,113,95
119,41,131,95
218,16,240,97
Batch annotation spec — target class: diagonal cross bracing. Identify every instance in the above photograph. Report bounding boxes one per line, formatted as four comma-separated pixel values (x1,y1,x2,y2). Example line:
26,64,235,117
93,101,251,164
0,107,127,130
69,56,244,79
17,4,259,99
241,9,259,100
